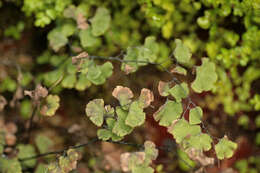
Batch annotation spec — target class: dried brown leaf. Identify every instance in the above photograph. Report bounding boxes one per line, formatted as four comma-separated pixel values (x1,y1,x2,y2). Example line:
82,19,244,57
24,84,48,104
5,133,16,146
5,122,17,134
72,52,89,64
120,152,145,172
68,124,82,133
112,86,133,106
0,95,7,111
124,64,135,74
186,148,214,166
77,13,88,30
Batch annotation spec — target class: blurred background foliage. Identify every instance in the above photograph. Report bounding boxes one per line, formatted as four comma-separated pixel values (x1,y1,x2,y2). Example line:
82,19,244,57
0,0,260,172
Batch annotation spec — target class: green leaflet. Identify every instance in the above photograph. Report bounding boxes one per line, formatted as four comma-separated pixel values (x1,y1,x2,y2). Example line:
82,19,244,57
125,101,146,127
91,7,111,36
48,149,80,173
97,117,123,141
35,135,53,153
168,118,201,143
47,28,68,52
112,107,133,137
20,72,33,87
153,100,183,127
42,95,60,116
79,27,100,47
66,60,77,74
86,62,113,85
174,39,192,64
20,99,32,119
43,69,63,87
61,74,76,88
0,157,22,173
85,99,105,127
158,81,189,102
172,66,187,75
0,77,17,92
97,129,112,141
17,144,36,168
144,36,159,63
121,36,159,74
121,46,139,74
75,73,91,91
78,59,92,74
183,133,212,151
61,22,76,37
158,81,170,97
35,164,48,173
168,83,189,102
215,137,238,160
120,141,158,173
189,106,203,125
191,58,218,93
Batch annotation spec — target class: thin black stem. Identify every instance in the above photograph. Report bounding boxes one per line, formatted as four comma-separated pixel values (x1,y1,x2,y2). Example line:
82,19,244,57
19,138,100,162
25,104,38,143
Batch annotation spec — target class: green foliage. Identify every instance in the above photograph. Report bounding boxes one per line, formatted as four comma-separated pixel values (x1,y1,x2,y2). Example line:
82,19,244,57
85,99,105,127
0,77,17,92
86,62,113,85
17,144,36,167
235,156,260,173
168,118,201,144
41,95,60,116
35,164,48,173
215,137,238,160
168,83,189,102
183,133,212,151
20,99,32,119
0,157,22,173
47,27,69,52
158,81,189,102
47,149,80,173
174,39,192,65
1,0,250,171
121,36,159,74
153,100,183,127
35,135,54,153
112,107,133,137
238,115,250,129
191,58,218,93
177,149,196,171
22,0,72,27
189,106,203,125
97,118,122,141
4,21,25,40
79,28,100,47
91,7,111,36
120,141,158,173
125,101,145,128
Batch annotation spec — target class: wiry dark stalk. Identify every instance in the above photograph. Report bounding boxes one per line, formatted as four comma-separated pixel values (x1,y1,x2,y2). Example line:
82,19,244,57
19,138,99,161
25,104,38,143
